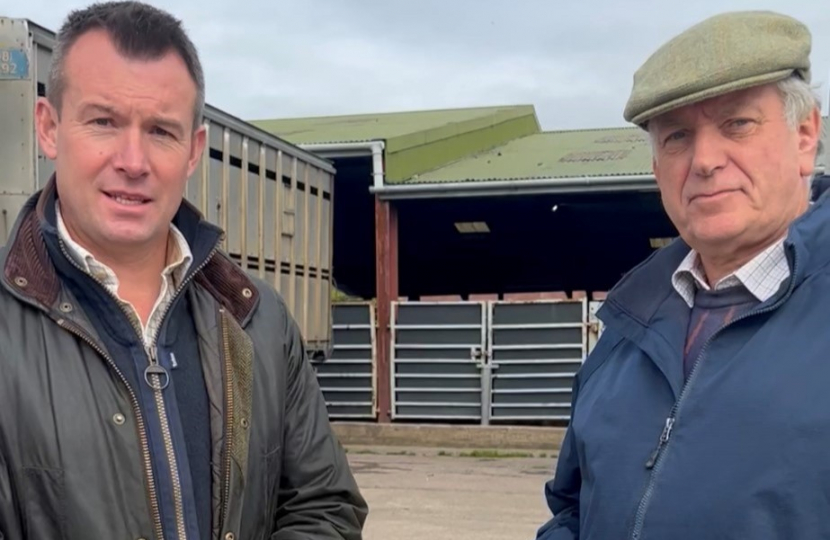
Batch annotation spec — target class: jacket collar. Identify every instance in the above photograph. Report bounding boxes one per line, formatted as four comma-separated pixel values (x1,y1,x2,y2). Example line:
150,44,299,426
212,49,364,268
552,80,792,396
596,193,830,398
602,192,830,327
0,175,260,326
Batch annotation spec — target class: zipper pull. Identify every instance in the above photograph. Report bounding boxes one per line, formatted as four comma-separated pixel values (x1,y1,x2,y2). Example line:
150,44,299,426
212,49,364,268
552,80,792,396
144,347,170,391
645,417,675,469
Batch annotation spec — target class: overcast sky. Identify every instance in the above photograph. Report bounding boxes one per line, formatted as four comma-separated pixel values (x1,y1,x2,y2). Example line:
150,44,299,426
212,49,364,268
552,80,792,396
6,0,830,130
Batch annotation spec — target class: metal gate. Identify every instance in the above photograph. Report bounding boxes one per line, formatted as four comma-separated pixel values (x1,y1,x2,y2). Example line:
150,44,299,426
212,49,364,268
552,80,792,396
311,302,376,420
391,301,488,421
489,299,587,423
391,299,590,424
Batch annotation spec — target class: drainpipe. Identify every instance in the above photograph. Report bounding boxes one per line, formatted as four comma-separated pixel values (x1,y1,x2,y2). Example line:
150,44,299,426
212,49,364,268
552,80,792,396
299,141,386,188
370,142,385,189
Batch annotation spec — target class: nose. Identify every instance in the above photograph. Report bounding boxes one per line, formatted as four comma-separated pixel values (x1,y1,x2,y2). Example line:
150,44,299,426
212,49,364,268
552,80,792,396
112,127,150,179
690,128,727,178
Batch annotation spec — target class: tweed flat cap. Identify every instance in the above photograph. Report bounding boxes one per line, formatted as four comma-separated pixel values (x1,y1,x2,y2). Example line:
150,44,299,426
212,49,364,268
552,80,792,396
624,10,812,126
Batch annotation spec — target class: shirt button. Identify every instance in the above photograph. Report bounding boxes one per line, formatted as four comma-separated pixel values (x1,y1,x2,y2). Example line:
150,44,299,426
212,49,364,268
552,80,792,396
225,533,235,540
113,413,126,425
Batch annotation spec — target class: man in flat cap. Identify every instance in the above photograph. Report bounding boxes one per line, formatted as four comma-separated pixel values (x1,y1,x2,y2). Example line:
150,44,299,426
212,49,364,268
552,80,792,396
537,10,827,540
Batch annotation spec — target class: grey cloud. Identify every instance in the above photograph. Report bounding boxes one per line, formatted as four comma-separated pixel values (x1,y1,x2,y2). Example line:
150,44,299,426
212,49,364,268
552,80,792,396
6,0,830,130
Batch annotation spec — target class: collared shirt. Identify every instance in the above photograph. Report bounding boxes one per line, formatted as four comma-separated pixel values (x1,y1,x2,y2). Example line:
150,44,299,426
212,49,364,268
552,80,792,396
671,237,790,308
56,203,193,347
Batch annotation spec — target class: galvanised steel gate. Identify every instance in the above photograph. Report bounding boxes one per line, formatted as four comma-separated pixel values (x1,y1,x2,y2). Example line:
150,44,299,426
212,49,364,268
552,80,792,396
390,298,590,424
488,299,587,423
390,301,488,421
311,302,377,420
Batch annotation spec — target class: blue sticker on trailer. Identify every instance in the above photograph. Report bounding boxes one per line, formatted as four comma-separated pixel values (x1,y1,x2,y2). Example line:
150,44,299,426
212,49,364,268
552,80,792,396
0,48,29,80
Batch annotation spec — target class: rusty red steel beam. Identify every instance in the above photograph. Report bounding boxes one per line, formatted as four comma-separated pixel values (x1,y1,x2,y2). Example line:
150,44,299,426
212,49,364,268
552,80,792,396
373,196,398,423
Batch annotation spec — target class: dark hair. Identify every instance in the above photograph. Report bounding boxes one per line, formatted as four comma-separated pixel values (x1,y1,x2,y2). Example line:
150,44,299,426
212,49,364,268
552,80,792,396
47,1,205,129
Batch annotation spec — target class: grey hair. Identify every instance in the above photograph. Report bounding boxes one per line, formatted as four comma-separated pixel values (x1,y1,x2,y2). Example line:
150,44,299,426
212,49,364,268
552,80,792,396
776,75,824,171
47,1,205,130
777,75,822,129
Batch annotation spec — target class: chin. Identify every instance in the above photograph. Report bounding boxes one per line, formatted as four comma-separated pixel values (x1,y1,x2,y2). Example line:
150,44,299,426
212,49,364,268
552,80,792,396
688,218,746,247
102,228,156,246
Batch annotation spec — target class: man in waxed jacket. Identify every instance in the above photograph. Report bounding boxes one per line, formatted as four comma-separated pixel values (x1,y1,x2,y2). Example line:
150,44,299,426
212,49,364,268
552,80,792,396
0,2,367,539
537,10,829,540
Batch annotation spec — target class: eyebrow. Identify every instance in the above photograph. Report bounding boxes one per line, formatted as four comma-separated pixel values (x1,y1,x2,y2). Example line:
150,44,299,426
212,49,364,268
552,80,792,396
77,102,186,136
150,116,186,137
651,116,685,134
77,102,118,118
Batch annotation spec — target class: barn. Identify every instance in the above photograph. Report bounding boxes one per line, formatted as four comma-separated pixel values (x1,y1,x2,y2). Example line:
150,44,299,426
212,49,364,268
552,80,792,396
252,105,829,425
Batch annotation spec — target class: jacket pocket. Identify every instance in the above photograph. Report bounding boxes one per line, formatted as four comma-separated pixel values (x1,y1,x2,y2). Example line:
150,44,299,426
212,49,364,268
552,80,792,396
20,467,67,540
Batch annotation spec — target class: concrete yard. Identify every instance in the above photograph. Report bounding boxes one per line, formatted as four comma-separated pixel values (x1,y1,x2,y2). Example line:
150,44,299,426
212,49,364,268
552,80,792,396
347,446,557,540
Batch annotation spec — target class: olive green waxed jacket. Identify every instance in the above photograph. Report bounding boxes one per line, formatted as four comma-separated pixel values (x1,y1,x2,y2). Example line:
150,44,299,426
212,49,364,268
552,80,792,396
0,180,367,540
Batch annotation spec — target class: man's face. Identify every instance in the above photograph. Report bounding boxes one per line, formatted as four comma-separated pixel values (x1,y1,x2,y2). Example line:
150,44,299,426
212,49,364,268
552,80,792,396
35,29,205,258
650,83,820,258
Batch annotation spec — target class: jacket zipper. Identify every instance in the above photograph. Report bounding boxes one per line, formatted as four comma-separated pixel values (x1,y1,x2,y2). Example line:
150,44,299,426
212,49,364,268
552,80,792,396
145,246,221,540
644,417,674,469
629,253,797,540
147,346,187,540
57,237,220,540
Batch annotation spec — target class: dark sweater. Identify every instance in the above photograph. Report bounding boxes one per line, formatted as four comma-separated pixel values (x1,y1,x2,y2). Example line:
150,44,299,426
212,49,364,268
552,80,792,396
683,285,759,380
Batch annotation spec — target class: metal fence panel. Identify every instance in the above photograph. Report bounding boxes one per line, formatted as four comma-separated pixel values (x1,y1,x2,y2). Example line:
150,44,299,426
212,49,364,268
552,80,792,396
391,301,487,421
488,299,587,422
311,303,376,420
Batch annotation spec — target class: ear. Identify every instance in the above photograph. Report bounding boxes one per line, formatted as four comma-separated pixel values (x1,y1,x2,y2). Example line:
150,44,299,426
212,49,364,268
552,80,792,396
797,107,821,179
186,123,207,178
35,97,59,160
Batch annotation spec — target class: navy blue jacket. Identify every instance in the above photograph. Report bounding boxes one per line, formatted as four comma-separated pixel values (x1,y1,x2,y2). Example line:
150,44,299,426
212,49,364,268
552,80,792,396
538,192,830,540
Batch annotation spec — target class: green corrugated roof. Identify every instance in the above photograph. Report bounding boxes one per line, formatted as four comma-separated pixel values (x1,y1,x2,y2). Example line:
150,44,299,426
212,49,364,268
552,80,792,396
250,105,537,149
254,108,828,188
408,126,654,184
251,105,541,182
